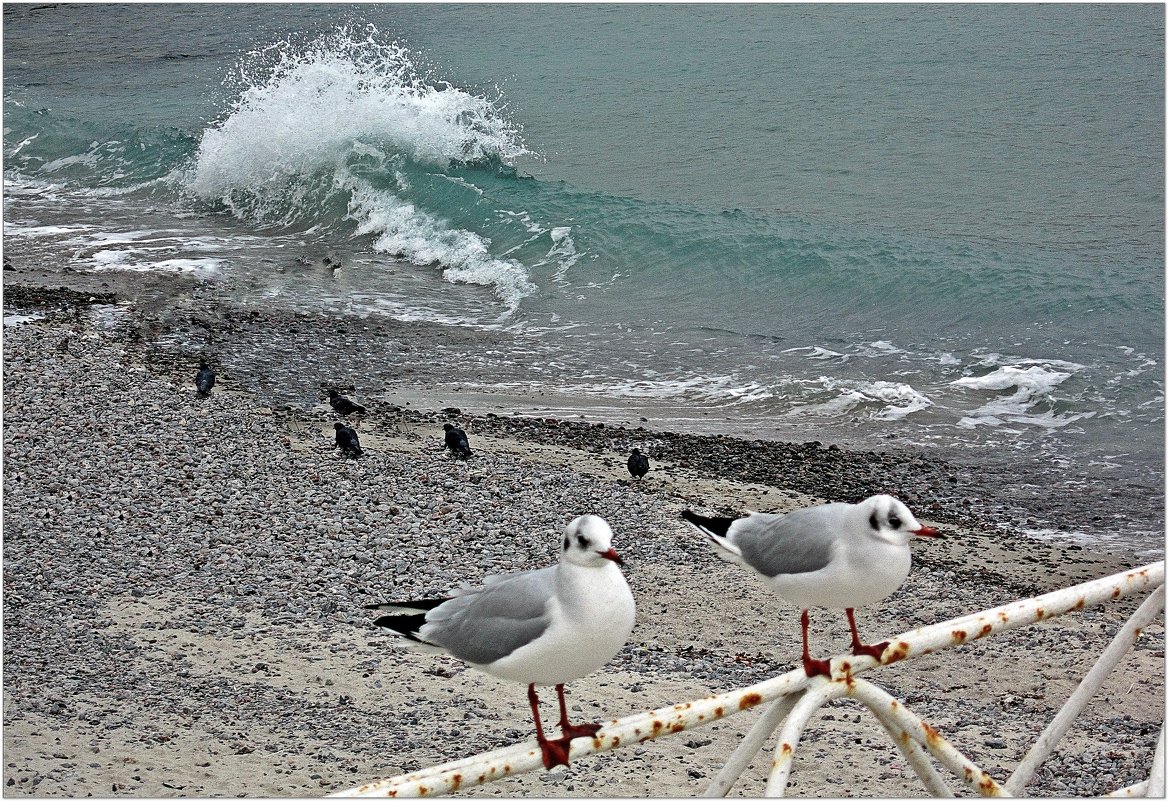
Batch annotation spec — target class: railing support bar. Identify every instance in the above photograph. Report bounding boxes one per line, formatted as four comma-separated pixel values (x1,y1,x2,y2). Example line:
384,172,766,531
847,680,1009,797
1148,723,1165,798
862,690,955,797
1005,586,1166,795
764,682,844,797
703,692,803,798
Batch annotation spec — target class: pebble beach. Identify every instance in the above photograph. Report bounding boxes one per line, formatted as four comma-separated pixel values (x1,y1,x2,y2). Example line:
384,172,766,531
2,274,1164,798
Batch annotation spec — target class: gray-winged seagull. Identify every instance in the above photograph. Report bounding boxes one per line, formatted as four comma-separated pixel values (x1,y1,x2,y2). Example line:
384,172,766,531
365,514,636,769
682,494,940,677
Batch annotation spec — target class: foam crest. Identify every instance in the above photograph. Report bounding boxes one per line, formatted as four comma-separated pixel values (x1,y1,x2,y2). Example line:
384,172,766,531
183,25,540,313
951,363,1092,429
188,26,528,200
786,377,932,421
345,181,535,314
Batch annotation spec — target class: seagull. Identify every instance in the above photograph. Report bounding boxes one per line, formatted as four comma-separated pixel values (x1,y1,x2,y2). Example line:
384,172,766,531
329,389,366,416
443,423,472,459
681,494,940,678
627,448,649,480
365,514,636,769
334,422,363,458
195,362,216,397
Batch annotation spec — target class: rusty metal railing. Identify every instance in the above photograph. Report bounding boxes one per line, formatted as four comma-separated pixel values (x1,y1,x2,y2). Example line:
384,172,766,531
332,561,1164,798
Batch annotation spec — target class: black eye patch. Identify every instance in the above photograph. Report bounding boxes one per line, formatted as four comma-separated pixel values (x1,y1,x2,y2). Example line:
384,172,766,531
576,534,588,548
563,537,570,551
869,513,879,530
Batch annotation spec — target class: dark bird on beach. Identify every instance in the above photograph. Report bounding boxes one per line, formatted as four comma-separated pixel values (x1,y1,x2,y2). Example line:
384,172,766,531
443,423,472,458
329,389,366,416
334,422,363,457
195,362,216,397
627,448,650,480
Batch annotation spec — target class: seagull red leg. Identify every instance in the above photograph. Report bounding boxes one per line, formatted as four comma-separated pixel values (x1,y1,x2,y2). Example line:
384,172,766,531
846,607,889,662
800,609,832,678
528,684,570,769
554,683,602,741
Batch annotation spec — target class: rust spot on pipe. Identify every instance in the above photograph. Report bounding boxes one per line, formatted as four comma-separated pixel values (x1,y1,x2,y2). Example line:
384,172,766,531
979,623,992,637
477,774,486,784
652,720,664,733
671,723,685,734
1074,597,1086,610
714,706,725,717
1112,587,1122,599
964,767,973,779
739,693,763,710
418,786,429,796
451,774,462,792
979,775,997,793
1035,607,1045,619
923,722,942,745
697,714,705,721
890,700,900,710
780,743,793,755
884,641,911,663
503,765,512,774
611,736,621,747
951,629,967,644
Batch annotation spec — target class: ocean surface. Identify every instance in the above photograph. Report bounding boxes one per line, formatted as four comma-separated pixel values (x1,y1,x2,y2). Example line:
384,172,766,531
3,4,1164,556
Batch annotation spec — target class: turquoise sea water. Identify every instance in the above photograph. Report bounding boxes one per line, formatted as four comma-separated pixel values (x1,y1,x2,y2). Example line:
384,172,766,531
3,4,1164,553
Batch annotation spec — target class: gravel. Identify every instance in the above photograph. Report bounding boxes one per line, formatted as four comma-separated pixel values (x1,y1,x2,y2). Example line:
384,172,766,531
2,294,1164,798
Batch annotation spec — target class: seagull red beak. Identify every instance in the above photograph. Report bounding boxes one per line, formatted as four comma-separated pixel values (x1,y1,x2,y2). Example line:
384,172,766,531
913,525,942,538
600,547,624,565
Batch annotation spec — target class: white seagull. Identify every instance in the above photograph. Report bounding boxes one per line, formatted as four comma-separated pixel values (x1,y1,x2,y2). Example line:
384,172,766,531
682,494,940,677
365,514,636,769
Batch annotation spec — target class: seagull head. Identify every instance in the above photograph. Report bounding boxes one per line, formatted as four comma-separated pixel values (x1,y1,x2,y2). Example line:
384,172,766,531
560,514,624,567
859,494,941,545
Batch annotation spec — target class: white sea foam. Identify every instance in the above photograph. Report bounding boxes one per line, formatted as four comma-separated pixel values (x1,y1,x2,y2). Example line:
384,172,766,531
3,311,46,327
89,249,222,276
951,362,1093,429
4,222,96,238
563,374,774,405
785,377,933,421
185,26,539,313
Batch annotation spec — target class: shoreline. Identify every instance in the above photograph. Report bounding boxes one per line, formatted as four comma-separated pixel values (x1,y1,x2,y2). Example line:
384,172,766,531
2,271,1165,797
4,268,1163,558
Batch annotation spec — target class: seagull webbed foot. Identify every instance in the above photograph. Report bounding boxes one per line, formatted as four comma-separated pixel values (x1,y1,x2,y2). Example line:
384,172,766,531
537,736,571,770
560,721,602,741
802,656,833,678
851,640,890,662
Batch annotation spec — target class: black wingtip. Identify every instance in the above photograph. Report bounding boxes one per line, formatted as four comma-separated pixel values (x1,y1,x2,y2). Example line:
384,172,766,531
681,509,737,538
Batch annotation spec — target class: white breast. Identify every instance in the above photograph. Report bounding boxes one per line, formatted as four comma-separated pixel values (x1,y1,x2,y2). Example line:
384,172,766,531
766,538,912,610
483,562,636,686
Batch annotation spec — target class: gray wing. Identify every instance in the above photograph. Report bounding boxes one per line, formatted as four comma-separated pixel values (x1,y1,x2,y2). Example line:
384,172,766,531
731,506,840,578
421,566,556,666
